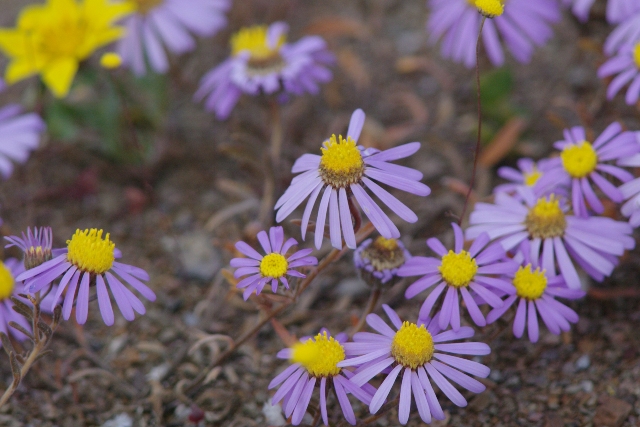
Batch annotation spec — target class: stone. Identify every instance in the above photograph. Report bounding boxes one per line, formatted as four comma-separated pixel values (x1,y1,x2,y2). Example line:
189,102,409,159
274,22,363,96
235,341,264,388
593,396,632,427
575,354,591,371
162,232,221,281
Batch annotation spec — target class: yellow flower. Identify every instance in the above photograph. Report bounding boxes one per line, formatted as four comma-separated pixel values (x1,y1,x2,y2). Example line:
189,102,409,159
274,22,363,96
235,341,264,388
0,0,132,98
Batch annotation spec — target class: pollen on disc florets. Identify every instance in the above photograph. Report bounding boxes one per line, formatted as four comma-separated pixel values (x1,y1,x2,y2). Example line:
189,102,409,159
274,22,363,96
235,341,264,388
634,43,640,69
391,321,434,369
259,253,288,278
513,264,547,300
561,141,598,179
319,135,365,188
525,195,567,239
439,250,478,288
25,246,52,271
474,0,504,17
290,331,345,377
66,229,115,275
0,262,15,300
231,25,285,73
524,168,542,187
361,237,406,272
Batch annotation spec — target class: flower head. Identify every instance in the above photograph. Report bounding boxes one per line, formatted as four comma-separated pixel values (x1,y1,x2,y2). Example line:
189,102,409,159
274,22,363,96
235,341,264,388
354,236,411,287
486,242,585,342
16,228,155,326
494,157,564,198
598,43,640,105
116,0,230,76
398,223,516,330
275,109,430,250
0,97,45,179
338,305,490,425
427,0,561,68
5,227,54,270
195,22,335,119
466,190,635,289
231,226,317,300
0,0,132,97
269,330,372,426
545,123,638,217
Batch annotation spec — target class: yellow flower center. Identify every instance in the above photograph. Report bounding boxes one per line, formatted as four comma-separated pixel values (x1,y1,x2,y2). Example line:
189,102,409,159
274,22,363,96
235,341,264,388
524,195,567,239
33,16,91,60
361,237,406,273
0,262,15,300
391,321,434,369
634,43,640,69
560,141,598,179
373,237,398,251
259,253,288,278
290,331,345,377
319,135,365,188
474,0,505,17
66,229,115,275
129,0,163,14
439,250,478,288
524,168,542,187
513,264,547,300
25,245,52,270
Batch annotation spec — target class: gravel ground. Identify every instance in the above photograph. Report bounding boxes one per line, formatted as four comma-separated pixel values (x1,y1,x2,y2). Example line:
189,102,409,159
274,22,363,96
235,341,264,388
0,0,639,426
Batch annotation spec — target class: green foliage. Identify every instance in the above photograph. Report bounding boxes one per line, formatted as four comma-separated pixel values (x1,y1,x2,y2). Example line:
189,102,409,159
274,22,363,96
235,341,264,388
43,66,168,164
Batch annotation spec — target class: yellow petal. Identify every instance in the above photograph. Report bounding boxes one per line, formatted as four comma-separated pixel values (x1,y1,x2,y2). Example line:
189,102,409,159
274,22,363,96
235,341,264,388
0,29,28,58
5,58,38,84
41,58,78,98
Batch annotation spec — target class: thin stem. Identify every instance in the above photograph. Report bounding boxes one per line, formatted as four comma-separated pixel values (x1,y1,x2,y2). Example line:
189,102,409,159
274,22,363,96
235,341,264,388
459,16,487,226
0,338,47,407
184,222,376,396
351,287,381,338
0,297,59,407
259,101,283,227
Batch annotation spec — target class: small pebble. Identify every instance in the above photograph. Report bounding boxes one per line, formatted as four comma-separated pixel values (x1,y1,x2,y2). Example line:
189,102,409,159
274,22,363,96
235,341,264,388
575,354,590,371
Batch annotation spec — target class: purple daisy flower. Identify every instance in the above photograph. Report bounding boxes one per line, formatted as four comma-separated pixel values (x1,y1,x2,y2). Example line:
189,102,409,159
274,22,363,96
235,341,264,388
604,11,640,55
275,109,431,250
231,226,317,300
397,223,516,330
494,157,564,197
117,0,230,76
269,330,372,426
0,258,33,343
466,190,635,289
427,0,561,68
486,242,585,342
195,22,335,120
0,101,45,179
544,123,638,217
354,236,411,287
338,305,490,425
5,226,59,270
598,42,640,105
16,228,155,326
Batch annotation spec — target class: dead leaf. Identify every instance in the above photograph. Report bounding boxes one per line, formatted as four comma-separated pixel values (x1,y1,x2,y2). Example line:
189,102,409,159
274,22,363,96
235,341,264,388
304,17,370,40
478,117,528,168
